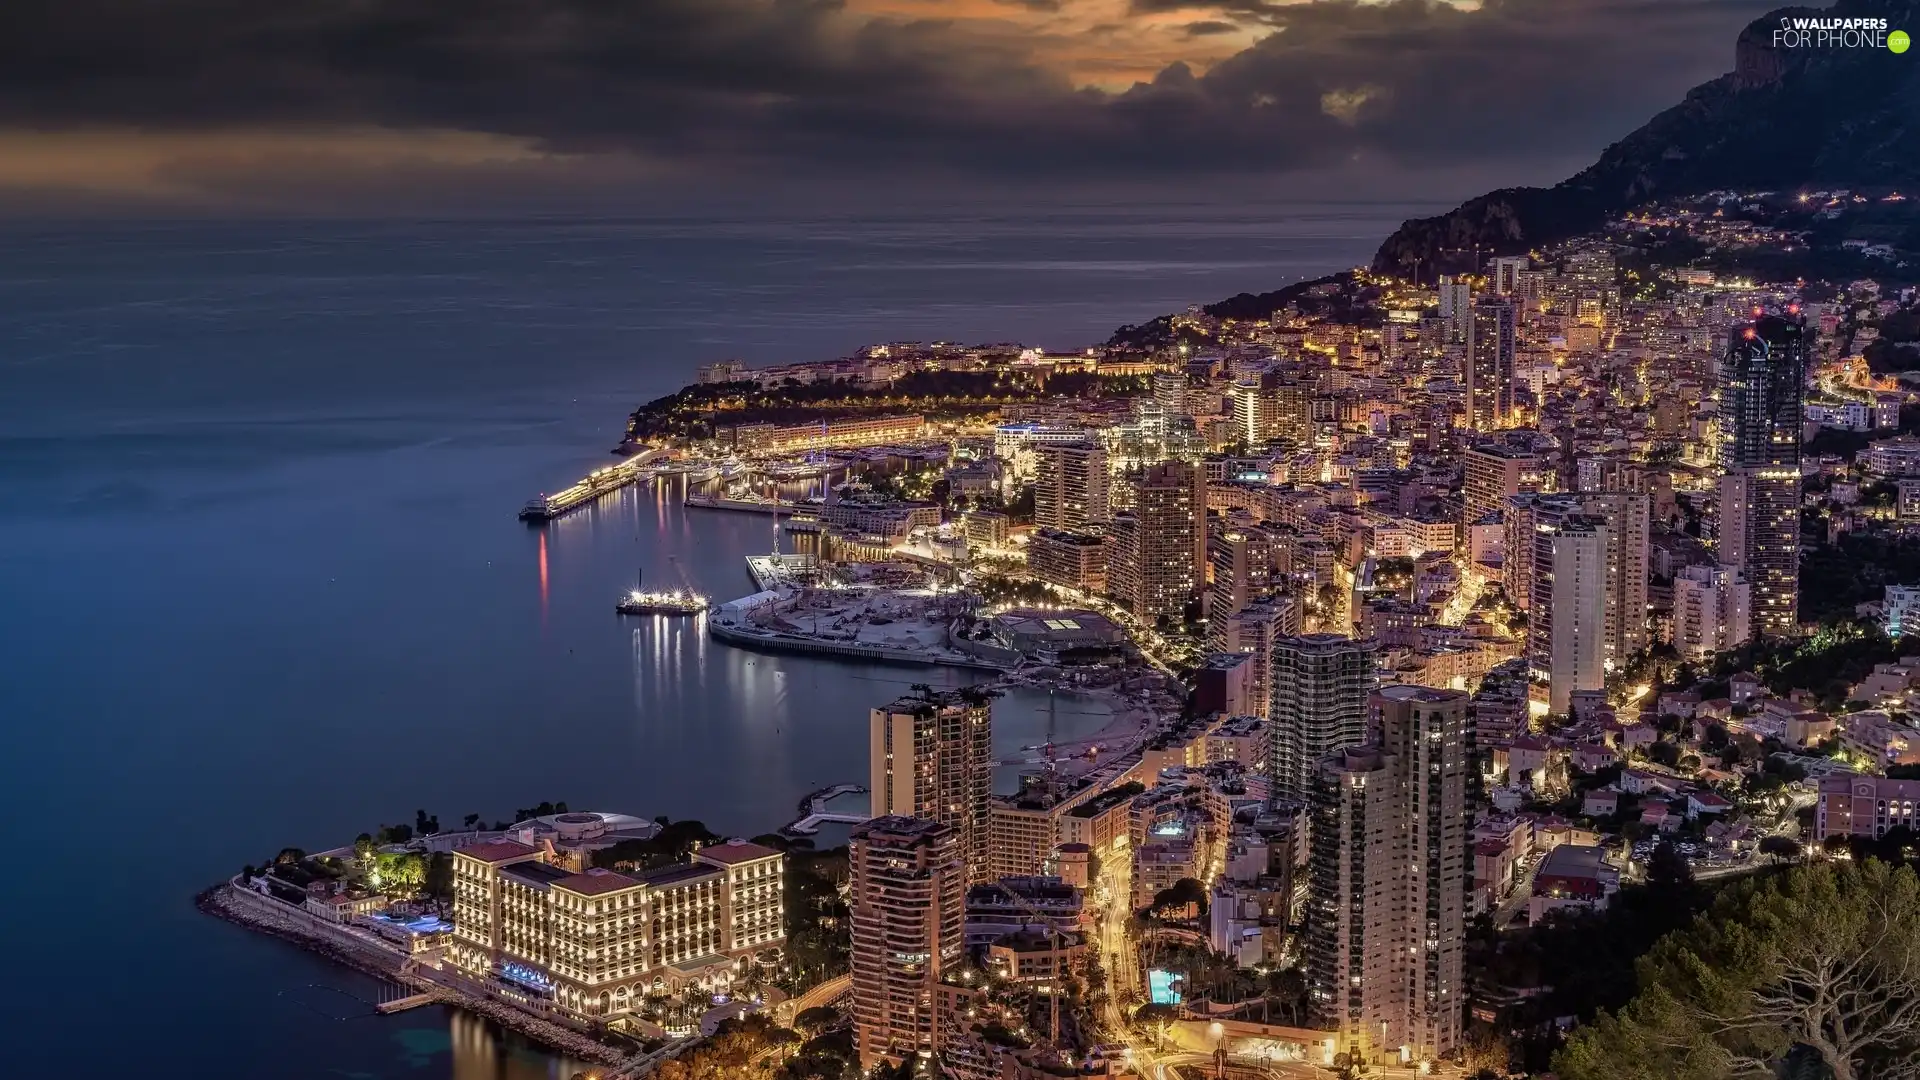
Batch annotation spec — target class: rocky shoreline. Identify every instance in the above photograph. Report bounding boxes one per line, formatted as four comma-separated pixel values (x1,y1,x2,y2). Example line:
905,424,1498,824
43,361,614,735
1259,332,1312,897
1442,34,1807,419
195,883,627,1068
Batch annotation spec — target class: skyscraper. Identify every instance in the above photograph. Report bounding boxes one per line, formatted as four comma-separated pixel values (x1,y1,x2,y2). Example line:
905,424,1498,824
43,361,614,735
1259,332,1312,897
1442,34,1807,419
1033,440,1108,531
1437,275,1473,340
1153,369,1189,418
1716,309,1809,636
1578,490,1652,665
1465,296,1517,430
849,817,967,1071
1207,523,1285,650
1529,513,1609,715
1510,491,1648,671
869,688,994,882
1673,563,1752,659
1465,442,1546,527
1489,256,1529,297
1306,686,1469,1064
1269,634,1378,801
1107,461,1205,622
1219,597,1302,720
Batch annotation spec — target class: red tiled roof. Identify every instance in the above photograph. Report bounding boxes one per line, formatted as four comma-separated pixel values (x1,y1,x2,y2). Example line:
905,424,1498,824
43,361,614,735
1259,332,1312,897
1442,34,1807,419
554,868,644,896
697,840,783,866
455,839,539,864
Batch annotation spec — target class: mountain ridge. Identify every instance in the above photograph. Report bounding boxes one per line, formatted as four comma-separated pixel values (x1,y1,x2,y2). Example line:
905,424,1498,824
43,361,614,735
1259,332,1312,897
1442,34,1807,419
1370,0,1920,281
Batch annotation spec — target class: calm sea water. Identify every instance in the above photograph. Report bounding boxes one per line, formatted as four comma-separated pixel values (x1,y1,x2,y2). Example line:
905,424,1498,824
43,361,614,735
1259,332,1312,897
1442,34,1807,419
0,206,1434,1077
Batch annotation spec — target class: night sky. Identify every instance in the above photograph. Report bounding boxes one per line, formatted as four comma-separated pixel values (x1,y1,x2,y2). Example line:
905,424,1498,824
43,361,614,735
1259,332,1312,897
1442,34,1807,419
0,0,1778,213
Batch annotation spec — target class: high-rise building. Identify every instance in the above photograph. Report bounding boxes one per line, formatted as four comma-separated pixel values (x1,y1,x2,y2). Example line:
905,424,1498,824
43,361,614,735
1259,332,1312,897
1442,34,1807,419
870,688,994,882
1529,513,1610,715
1437,275,1473,340
1033,440,1109,531
1382,684,1470,1057
1207,524,1286,650
849,817,968,1071
1465,297,1518,430
1465,443,1546,526
1673,564,1752,658
1306,687,1471,1066
1269,634,1378,801
1154,370,1190,418
1219,597,1302,720
1489,256,1529,297
1716,310,1809,636
1230,378,1270,447
1026,528,1107,593
1572,490,1652,664
1107,462,1205,622
1232,373,1311,448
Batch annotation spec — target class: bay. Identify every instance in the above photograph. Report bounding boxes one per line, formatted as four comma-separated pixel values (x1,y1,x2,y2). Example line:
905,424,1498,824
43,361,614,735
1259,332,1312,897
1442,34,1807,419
0,204,1436,1076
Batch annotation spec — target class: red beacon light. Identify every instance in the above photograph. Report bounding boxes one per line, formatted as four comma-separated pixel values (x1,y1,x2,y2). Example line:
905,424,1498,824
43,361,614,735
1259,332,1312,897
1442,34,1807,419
1788,303,1801,315
1743,328,1757,340
1752,306,1764,317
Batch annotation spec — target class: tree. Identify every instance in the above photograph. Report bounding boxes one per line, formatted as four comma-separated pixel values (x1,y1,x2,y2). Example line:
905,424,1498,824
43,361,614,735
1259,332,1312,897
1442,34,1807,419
1759,835,1802,865
1556,860,1920,1080
352,833,375,861
462,812,481,830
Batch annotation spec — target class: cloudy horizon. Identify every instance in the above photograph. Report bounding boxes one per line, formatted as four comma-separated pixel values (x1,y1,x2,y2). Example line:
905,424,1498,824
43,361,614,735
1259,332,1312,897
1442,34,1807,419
0,0,1781,214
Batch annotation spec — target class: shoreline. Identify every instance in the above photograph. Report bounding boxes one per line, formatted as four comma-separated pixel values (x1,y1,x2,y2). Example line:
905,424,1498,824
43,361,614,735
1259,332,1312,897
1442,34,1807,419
196,883,627,1068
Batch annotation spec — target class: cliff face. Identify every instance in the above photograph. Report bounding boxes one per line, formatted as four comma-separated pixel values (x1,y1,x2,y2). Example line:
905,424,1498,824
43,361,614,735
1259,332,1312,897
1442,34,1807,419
1372,0,1920,280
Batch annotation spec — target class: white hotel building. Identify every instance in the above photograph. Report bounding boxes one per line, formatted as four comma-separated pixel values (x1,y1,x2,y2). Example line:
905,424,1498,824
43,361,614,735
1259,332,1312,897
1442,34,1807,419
449,837,784,1020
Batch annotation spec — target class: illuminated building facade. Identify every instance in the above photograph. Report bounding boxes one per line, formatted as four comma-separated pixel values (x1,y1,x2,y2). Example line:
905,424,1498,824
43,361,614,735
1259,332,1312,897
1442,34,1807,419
870,687,994,883
1269,634,1378,801
849,816,967,1071
1306,686,1468,1065
1716,310,1808,636
1033,440,1109,531
448,838,784,1021
1466,297,1517,430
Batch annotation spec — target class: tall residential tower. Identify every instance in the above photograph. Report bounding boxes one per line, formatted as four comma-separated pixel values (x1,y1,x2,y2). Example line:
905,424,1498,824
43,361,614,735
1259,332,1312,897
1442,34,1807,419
870,688,994,882
1716,309,1808,636
1269,634,1378,801
848,817,967,1071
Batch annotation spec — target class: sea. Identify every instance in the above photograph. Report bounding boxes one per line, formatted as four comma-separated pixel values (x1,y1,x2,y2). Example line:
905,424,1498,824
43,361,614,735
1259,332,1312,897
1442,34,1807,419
0,204,1439,1077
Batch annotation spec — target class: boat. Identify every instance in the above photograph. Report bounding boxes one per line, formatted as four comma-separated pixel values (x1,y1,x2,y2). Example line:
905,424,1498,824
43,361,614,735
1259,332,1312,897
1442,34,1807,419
519,496,559,522
616,589,710,616
614,566,708,616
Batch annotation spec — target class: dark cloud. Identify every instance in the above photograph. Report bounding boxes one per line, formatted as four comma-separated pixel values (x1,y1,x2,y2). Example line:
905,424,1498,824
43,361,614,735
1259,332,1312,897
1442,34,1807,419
0,0,1778,201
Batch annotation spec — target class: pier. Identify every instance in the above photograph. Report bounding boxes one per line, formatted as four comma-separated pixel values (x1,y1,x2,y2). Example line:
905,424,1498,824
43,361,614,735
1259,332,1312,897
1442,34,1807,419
684,493,808,515
520,448,670,522
782,784,871,836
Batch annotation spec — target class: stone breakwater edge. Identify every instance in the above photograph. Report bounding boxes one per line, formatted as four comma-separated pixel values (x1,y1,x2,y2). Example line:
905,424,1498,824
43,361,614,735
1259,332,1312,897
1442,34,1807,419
195,882,626,1068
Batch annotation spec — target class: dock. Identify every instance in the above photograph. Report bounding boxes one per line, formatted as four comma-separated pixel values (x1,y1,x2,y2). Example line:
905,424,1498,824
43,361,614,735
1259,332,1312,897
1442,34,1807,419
376,991,440,1014
746,553,819,591
684,493,808,515
782,784,869,836
520,448,670,522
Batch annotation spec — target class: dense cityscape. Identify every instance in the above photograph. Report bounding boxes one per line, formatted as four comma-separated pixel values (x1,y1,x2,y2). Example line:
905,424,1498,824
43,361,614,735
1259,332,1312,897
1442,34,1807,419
204,189,1920,1080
